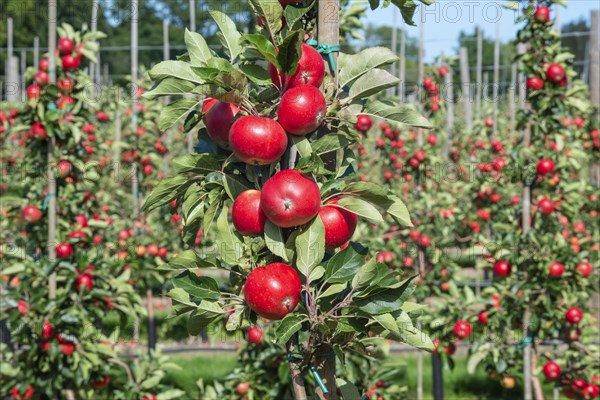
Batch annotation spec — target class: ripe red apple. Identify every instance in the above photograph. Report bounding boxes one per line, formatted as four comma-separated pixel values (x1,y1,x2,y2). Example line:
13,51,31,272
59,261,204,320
236,382,250,395
142,395,158,400
147,244,159,257
42,321,53,339
260,169,321,228
526,76,544,91
17,301,28,316
542,361,561,380
91,375,110,390
59,340,77,355
355,114,373,132
478,311,488,324
493,261,511,277
62,54,81,71
204,101,239,149
546,64,566,84
576,261,592,277
58,37,75,55
453,320,472,339
243,263,301,320
69,230,87,242
39,58,49,71
26,84,41,99
538,198,554,214
11,385,34,400
229,116,288,165
158,247,168,258
202,97,218,113
582,384,600,398
536,159,555,175
232,190,267,236
74,214,88,228
34,70,49,86
533,6,550,23
29,122,47,139
418,235,431,248
56,242,74,258
21,205,42,223
96,111,109,122
548,261,564,278
438,66,449,77
57,160,72,177
318,198,358,249
565,307,583,324
269,43,325,89
484,117,494,127
422,77,434,89
57,78,75,92
277,85,326,136
76,273,93,291
247,325,263,344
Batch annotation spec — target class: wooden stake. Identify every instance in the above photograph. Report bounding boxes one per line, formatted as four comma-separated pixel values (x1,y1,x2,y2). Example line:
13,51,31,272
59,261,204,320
389,8,398,97
590,10,599,106
399,28,406,102
509,62,517,130
47,0,57,299
33,37,40,72
459,47,473,131
476,26,483,117
492,21,500,139
90,0,99,83
418,7,424,102
443,68,454,159
20,50,26,102
6,17,18,102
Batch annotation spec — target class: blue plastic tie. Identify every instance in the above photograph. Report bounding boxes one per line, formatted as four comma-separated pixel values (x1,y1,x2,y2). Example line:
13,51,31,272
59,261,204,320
42,192,56,211
309,365,328,394
516,335,533,351
306,39,340,72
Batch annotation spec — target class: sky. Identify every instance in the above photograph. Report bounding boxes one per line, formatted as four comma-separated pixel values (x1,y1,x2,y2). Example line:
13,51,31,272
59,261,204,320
362,0,600,61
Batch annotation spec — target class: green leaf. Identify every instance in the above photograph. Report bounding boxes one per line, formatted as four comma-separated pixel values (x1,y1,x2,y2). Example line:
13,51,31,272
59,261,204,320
275,314,305,344
295,217,326,276
319,283,347,298
167,288,194,307
324,242,368,283
185,28,213,66
362,102,432,129
215,205,244,265
400,301,427,316
249,0,284,38
373,313,401,335
356,286,407,315
159,98,201,131
148,60,204,83
343,182,390,204
291,136,313,158
142,176,190,212
173,271,220,301
395,311,434,351
203,200,221,237
173,154,226,174
169,250,199,269
209,10,243,61
348,69,400,100
283,1,316,29
144,77,198,100
336,197,383,223
223,173,253,201
264,221,289,262
384,195,413,227
311,134,350,155
243,34,279,67
391,0,418,26
277,30,304,76
188,310,214,336
337,378,361,399
239,64,271,85
338,47,399,88
352,258,378,289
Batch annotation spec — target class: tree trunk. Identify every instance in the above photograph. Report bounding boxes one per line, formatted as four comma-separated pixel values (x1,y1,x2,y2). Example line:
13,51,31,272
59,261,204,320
315,346,336,400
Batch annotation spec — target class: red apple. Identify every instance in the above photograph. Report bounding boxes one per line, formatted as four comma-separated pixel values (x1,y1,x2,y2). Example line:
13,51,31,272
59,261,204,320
232,190,267,236
247,325,263,344
269,43,325,89
536,159,555,175
57,78,75,92
62,54,81,71
12,385,34,400
56,242,74,258
565,307,583,324
576,261,592,277
229,116,288,165
203,101,239,149
75,273,93,291
147,244,159,257
58,37,75,55
57,160,72,177
355,114,373,132
39,58,49,71
34,70,49,86
546,64,565,84
243,263,301,320
493,261,511,277
318,198,358,249
91,375,110,390
17,301,28,316
548,261,564,278
438,66,449,77
236,382,250,395
453,320,472,339
538,198,554,214
527,76,544,90
21,205,42,223
542,361,561,380
478,311,488,324
26,84,41,99
260,169,321,228
533,6,550,23
277,84,326,136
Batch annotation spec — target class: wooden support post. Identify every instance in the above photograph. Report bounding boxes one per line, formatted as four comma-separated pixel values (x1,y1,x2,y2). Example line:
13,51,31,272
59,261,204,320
418,8,424,103
492,21,500,139
590,10,599,107
399,28,406,102
20,50,26,102
33,37,40,71
476,26,483,118
509,62,517,130
6,18,18,102
90,0,99,83
47,0,58,300
443,68,454,159
389,8,398,97
459,47,473,132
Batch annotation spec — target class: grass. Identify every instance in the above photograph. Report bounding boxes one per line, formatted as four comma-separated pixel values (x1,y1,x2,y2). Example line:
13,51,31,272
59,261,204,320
163,352,562,399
